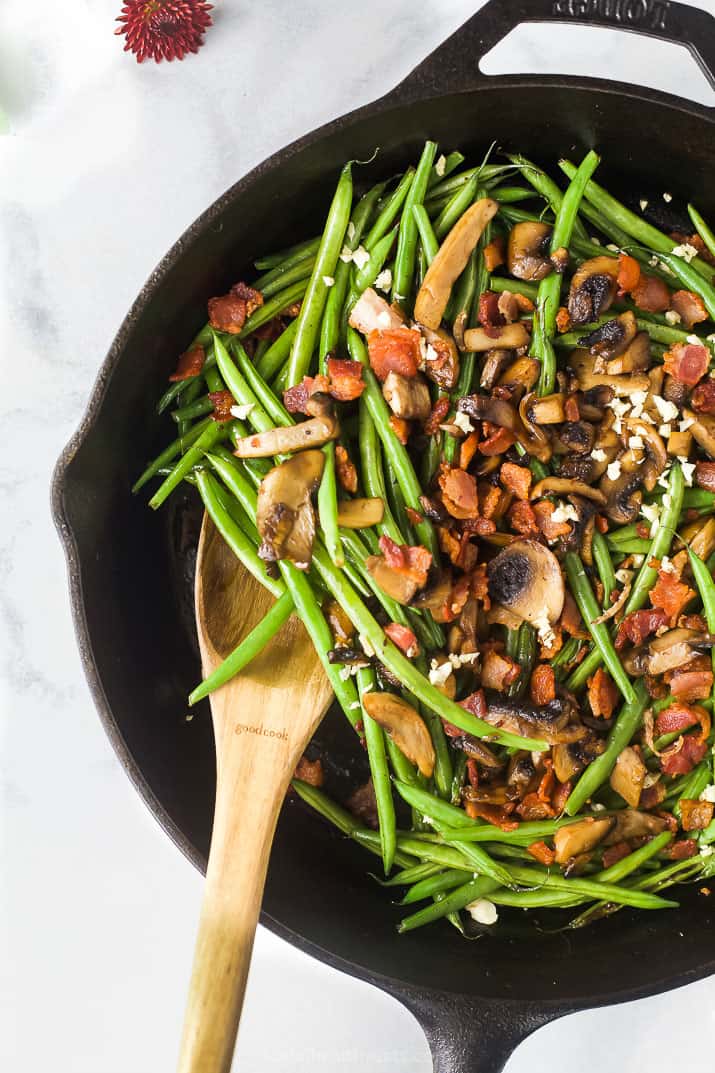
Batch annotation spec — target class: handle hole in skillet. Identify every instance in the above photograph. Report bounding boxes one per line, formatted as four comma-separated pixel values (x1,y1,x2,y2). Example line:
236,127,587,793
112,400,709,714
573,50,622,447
479,23,715,107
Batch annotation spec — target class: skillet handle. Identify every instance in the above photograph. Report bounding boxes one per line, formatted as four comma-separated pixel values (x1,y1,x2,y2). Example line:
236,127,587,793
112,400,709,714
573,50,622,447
400,991,566,1073
389,0,715,102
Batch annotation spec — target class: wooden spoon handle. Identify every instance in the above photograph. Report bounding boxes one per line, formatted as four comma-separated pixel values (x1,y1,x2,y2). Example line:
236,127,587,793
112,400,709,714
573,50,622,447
177,701,294,1073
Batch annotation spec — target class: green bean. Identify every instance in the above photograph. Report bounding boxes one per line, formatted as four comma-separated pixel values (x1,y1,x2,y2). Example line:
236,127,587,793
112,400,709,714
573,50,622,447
254,319,299,382
508,621,535,699
488,185,541,205
397,875,501,932
551,636,581,675
393,778,482,830
412,205,439,264
506,153,589,242
259,257,315,299
231,340,293,427
254,236,321,274
672,761,711,821
437,815,582,845
501,863,676,910
363,169,415,251
564,551,635,703
392,141,437,308
212,332,274,433
318,444,343,567
592,531,617,609
379,862,442,887
565,679,649,815
443,839,515,888
688,204,715,260
401,868,472,904
148,420,227,509
490,889,582,909
393,837,474,871
171,394,214,425
286,164,353,386
188,590,294,705
133,416,214,493
353,226,398,294
656,251,715,320
157,375,199,415
596,831,673,883
450,751,467,806
239,280,307,338
357,395,403,544
625,460,684,615
689,549,715,708
428,151,465,188
433,175,479,240
358,667,396,874
490,277,539,300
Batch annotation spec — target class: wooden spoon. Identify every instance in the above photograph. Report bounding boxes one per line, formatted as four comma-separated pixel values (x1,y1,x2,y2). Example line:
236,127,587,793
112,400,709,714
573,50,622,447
177,514,333,1073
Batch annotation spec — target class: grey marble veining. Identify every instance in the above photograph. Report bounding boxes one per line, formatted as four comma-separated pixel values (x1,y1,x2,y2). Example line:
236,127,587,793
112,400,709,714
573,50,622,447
2,1,715,1070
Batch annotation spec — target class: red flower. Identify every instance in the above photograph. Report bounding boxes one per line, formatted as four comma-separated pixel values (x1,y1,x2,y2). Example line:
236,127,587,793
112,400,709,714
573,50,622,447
116,1,213,63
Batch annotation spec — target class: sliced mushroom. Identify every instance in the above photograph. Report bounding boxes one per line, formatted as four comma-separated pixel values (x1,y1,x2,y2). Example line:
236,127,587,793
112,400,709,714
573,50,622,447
599,456,645,525
421,325,460,390
414,198,499,329
256,449,325,568
507,221,553,280
348,287,404,334
605,809,667,843
480,693,585,745
336,497,385,529
579,385,615,422
622,629,714,677
552,743,584,783
567,256,618,325
610,746,646,808
463,322,530,353
531,477,606,505
663,373,689,409
526,393,566,425
234,414,338,458
382,371,431,421
605,330,651,376
458,393,519,431
362,692,435,778
682,516,715,562
553,816,615,865
579,311,637,363
517,392,553,463
479,348,513,390
623,418,667,492
551,420,596,456
568,348,650,396
487,539,565,627
411,571,452,620
498,355,541,393
684,407,715,459
366,557,423,605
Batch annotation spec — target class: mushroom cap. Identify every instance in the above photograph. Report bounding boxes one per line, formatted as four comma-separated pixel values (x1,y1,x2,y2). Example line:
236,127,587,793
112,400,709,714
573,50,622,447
256,449,325,567
507,220,553,281
487,539,565,626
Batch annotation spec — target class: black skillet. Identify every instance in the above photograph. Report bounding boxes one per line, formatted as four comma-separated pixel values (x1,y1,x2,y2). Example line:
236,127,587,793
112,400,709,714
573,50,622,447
53,1,715,1069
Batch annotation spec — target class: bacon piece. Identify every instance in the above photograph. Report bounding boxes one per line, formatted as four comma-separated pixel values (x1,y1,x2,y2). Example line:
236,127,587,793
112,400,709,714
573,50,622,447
552,780,572,811
630,273,670,314
424,332,459,390
615,607,670,650
564,394,580,422
478,485,502,521
478,427,516,456
483,236,505,272
508,499,539,536
666,838,699,860
470,563,490,607
169,343,205,382
527,840,556,866
438,527,478,572
294,754,324,787
389,415,410,444
208,282,263,333
367,328,421,381
438,467,479,520
601,842,631,869
459,689,488,719
691,377,715,415
649,566,695,626
424,396,451,435
334,445,358,493
465,800,520,831
617,253,641,295
208,390,235,422
347,779,379,829
587,668,619,719
595,514,609,534
481,649,521,692
655,703,700,737
384,622,419,657
377,536,432,587
669,668,714,702
660,734,708,775
680,613,708,632
663,342,709,387
529,664,556,706
466,758,479,789
696,461,715,493
681,798,715,831
670,289,708,329
477,290,504,328
499,461,532,501
283,374,330,414
405,507,423,527
533,500,572,541
556,306,571,334
640,782,666,810
326,357,365,401
517,793,556,821
459,431,480,471
560,590,588,639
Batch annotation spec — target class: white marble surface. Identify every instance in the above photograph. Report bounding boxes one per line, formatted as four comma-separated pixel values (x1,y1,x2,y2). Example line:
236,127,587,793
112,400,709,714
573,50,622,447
2,1,715,1070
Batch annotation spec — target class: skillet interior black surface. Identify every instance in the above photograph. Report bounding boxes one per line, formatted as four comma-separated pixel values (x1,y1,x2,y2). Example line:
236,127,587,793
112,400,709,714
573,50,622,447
53,0,715,1068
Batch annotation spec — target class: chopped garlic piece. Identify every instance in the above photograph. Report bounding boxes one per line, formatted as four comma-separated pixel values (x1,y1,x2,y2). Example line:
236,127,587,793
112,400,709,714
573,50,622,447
652,395,679,424
700,785,715,803
639,199,649,211
339,245,353,263
453,411,474,435
660,555,676,574
679,458,695,486
359,633,375,658
665,310,682,325
347,222,356,243
687,334,703,346
672,243,699,263
435,154,447,177
663,192,673,203
448,651,479,670
533,610,556,649
591,447,607,462
615,568,633,584
374,268,392,292
606,460,622,481
641,501,661,538
551,501,579,524
230,403,254,420
428,660,453,687
466,898,498,925
351,245,370,270
680,416,695,431
322,275,335,287
659,424,672,438
606,243,620,253
628,435,644,450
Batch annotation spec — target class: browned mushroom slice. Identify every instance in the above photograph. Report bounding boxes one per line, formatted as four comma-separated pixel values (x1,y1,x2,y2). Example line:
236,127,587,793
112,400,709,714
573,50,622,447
463,322,530,352
336,497,385,529
516,392,553,463
479,348,513,390
599,460,644,525
579,311,637,363
498,355,541,392
507,221,553,281
348,287,404,334
551,421,596,456
568,348,650,396
684,407,715,459
623,418,667,492
234,414,338,457
553,817,615,865
610,746,647,808
457,393,520,430
605,330,651,376
682,516,715,562
481,693,584,745
605,810,667,843
487,539,565,627
382,371,431,421
256,449,325,567
414,198,499,329
362,691,435,777
622,629,714,677
552,743,584,783
567,256,619,325
365,555,429,605
531,477,606,505
525,393,566,425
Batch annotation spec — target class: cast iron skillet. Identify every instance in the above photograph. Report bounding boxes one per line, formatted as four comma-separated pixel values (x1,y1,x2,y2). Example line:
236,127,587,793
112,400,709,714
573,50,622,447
53,1,715,1069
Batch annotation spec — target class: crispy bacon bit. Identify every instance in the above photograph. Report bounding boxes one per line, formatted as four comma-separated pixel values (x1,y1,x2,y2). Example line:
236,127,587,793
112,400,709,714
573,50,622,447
640,781,666,809
378,536,432,587
552,780,572,811
283,374,330,414
527,840,556,866
649,567,695,626
405,506,423,527
438,467,479,520
169,343,205,382
696,461,715,492
294,754,324,787
669,668,714,702
660,734,708,776
587,668,619,719
655,703,700,737
389,415,410,444
595,514,609,534
438,527,478,571
465,800,520,830
616,252,641,296
478,426,516,456
367,328,421,381
663,342,709,387
500,461,532,501
630,273,671,314
459,431,480,471
424,396,451,435
459,689,488,719
483,236,506,272
463,516,497,537
564,394,580,422
471,563,490,607
335,445,358,493
512,292,536,314
681,798,715,831
560,590,588,639
601,842,631,869
670,289,708,329
424,333,459,389
481,649,521,692
496,292,520,324
556,306,571,333
528,664,556,706
508,499,539,536
692,377,715,415
326,357,365,401
208,282,263,333
615,607,670,650
517,793,556,821
208,390,235,422
478,485,502,521
466,759,479,788
666,838,699,860
347,779,379,829
477,290,503,328
533,500,572,541
384,622,420,657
